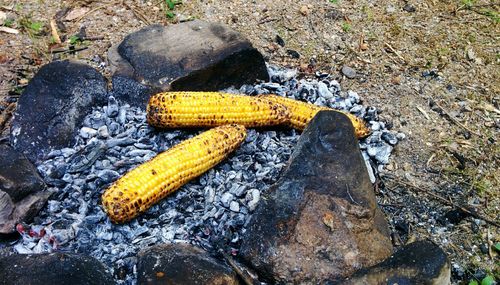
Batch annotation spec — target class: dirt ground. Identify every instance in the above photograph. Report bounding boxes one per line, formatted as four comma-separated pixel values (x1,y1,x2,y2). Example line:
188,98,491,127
0,0,498,283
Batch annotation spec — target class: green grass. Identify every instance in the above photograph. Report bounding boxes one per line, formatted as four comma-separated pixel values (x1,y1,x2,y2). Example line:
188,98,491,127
341,22,351,32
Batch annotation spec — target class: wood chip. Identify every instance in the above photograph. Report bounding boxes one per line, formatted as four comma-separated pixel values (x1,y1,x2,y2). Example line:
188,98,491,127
0,26,19,34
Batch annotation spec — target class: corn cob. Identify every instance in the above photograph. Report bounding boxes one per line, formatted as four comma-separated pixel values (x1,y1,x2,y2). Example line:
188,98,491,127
147,92,290,129
102,124,247,223
259,94,371,138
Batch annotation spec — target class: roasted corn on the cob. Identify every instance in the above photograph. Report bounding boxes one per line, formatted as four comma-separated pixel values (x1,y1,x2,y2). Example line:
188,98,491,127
259,94,370,138
102,124,247,223
147,92,290,129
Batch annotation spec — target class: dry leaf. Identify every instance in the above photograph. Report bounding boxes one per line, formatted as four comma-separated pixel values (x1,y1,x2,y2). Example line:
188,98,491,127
64,7,90,21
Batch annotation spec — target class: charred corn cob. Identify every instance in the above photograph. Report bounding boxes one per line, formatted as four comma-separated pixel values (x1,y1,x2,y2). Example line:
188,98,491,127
259,94,370,138
102,124,247,223
147,92,290,129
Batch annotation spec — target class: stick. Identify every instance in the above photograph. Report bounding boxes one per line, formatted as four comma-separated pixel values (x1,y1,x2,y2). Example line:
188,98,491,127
384,42,406,63
383,175,500,228
50,19,62,44
430,98,482,136
218,250,258,285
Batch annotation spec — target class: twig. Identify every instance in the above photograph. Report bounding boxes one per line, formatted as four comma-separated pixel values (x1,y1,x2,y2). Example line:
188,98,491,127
416,106,431,120
50,46,88,54
75,1,118,24
384,42,406,63
258,17,277,25
219,250,258,285
81,35,105,41
0,103,16,131
50,19,62,44
429,98,482,136
123,2,151,25
384,174,500,228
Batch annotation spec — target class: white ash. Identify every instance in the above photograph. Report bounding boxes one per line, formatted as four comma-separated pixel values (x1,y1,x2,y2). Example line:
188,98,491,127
13,66,401,284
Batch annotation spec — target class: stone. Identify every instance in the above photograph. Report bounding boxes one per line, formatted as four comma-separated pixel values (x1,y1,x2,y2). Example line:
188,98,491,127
108,74,154,108
0,252,114,284
137,243,239,285
0,144,50,234
10,60,107,162
339,241,450,285
239,111,392,283
109,21,268,93
341,65,357,79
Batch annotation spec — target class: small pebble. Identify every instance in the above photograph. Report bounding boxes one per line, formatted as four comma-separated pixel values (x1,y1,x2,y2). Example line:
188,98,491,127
229,201,240,212
341,65,357,79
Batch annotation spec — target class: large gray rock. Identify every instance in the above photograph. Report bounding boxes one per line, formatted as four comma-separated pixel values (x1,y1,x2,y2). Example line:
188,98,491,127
340,240,451,285
137,243,240,285
0,252,114,285
0,144,50,234
239,111,393,283
10,60,108,162
109,21,269,97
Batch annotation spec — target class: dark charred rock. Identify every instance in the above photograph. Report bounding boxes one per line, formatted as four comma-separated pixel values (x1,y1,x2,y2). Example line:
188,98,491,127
109,75,155,108
239,111,393,283
0,144,50,234
109,21,269,93
0,252,114,285
10,60,107,162
339,240,450,285
137,243,240,285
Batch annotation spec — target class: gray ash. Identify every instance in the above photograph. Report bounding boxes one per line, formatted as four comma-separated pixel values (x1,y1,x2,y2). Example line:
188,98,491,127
13,66,402,284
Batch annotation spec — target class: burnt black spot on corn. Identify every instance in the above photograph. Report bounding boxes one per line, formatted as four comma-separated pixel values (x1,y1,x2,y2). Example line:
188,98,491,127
101,124,247,223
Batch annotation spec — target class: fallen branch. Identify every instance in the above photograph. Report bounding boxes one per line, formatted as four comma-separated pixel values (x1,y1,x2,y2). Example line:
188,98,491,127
429,98,482,137
50,46,88,54
218,249,259,285
383,174,500,228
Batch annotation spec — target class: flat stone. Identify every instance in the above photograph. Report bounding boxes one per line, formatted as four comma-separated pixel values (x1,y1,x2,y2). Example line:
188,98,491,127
339,240,450,285
239,111,393,283
341,65,357,79
137,243,239,285
0,252,114,284
0,144,50,234
110,21,268,93
10,60,107,162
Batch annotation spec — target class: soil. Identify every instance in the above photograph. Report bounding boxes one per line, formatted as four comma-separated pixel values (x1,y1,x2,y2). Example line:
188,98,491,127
0,0,498,283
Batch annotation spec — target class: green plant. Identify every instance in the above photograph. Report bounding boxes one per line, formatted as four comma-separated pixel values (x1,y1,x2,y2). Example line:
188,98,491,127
19,16,44,36
165,0,182,19
469,275,496,285
69,35,81,45
341,22,351,32
329,0,339,4
461,0,476,8
3,18,14,27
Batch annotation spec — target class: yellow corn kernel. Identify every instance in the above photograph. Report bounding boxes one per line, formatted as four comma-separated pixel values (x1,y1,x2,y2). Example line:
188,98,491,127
146,92,290,129
102,124,247,223
259,94,370,138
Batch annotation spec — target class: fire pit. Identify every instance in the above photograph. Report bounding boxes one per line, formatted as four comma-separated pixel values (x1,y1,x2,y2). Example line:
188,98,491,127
11,66,400,283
